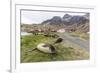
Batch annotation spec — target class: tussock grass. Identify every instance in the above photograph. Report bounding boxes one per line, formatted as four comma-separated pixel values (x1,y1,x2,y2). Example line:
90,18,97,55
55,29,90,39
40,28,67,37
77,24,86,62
21,34,89,63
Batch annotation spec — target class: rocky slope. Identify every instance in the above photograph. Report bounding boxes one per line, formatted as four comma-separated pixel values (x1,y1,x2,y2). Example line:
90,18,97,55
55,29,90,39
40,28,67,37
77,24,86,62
41,13,89,33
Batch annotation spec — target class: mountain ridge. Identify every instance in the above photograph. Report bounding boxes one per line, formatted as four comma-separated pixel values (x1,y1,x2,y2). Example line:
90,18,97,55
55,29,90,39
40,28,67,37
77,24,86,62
42,13,89,25
41,13,89,33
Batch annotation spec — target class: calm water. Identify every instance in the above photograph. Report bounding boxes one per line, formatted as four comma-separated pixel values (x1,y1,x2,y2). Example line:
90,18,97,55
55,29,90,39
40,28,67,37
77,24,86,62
21,32,32,36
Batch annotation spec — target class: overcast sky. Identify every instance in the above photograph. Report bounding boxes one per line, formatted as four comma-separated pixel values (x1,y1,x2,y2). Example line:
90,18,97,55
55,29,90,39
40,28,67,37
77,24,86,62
21,10,86,24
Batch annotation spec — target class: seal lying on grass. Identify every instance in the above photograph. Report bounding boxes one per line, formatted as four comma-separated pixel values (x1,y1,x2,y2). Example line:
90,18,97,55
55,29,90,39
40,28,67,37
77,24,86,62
36,43,57,54
54,38,63,44
27,43,57,55
27,38,63,54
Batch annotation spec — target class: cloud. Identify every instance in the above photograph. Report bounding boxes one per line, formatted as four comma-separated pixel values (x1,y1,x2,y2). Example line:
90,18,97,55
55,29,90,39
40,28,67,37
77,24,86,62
21,10,86,24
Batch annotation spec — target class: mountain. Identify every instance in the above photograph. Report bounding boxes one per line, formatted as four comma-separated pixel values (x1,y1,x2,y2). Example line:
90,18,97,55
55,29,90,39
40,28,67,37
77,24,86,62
62,14,72,25
41,13,89,33
69,16,88,25
42,13,89,25
42,16,62,25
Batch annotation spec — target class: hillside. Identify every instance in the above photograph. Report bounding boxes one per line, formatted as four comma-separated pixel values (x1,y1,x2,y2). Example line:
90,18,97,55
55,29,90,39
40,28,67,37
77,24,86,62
41,13,89,33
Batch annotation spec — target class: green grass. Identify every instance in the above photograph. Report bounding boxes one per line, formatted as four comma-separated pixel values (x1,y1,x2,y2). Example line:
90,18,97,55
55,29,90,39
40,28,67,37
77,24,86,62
21,34,89,63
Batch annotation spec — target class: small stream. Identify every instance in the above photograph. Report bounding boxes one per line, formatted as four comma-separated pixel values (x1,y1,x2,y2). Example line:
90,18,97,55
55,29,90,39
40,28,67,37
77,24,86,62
21,32,32,36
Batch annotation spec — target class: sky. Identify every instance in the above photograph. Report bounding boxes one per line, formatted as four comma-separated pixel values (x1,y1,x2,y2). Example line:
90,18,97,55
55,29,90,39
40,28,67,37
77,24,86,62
21,10,87,24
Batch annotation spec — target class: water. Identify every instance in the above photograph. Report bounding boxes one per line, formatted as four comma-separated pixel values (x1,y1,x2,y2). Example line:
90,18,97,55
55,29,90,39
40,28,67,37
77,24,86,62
21,32,32,36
